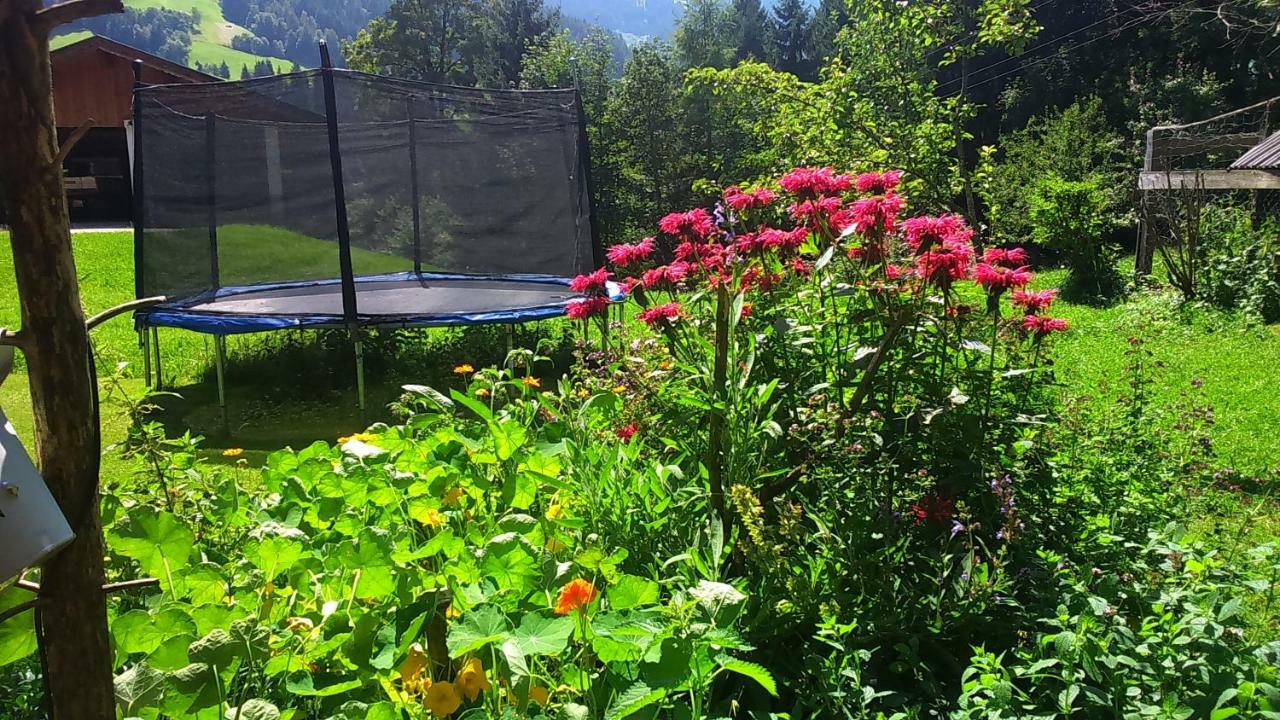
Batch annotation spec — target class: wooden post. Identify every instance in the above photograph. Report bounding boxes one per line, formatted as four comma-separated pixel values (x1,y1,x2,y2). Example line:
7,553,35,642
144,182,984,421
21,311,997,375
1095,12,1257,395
0,1,124,718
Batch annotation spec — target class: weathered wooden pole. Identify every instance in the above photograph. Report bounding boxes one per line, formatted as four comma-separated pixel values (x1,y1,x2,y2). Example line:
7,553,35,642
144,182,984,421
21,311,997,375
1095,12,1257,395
0,0,124,717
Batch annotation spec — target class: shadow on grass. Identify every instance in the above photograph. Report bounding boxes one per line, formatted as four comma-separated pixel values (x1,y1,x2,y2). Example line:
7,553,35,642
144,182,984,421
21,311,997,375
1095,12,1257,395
148,322,578,449
1057,267,1128,309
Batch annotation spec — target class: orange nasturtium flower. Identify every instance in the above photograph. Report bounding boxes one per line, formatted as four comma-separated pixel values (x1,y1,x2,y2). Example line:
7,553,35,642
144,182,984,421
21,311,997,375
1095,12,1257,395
400,642,429,690
528,685,550,706
416,507,446,529
554,578,598,615
456,657,491,701
522,376,541,388
453,364,475,375
442,486,465,506
424,681,463,717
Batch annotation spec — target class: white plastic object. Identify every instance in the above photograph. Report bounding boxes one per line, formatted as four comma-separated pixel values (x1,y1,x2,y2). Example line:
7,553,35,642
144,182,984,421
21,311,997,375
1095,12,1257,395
0,408,75,583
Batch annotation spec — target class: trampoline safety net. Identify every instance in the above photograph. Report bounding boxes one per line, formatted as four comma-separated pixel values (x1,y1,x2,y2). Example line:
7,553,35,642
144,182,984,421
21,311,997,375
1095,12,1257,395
134,69,600,311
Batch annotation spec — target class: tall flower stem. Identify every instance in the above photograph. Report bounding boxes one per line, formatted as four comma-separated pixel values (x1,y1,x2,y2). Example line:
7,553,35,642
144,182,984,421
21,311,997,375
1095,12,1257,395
705,285,731,540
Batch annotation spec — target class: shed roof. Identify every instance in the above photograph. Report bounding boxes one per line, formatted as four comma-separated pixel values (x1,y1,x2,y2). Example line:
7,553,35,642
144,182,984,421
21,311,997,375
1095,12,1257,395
1231,131,1280,170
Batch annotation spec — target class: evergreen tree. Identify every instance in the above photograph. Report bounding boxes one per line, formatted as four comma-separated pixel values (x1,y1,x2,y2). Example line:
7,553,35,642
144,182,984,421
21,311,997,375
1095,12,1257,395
673,0,735,69
476,0,560,87
240,64,252,80
809,0,849,65
731,0,771,63
772,0,813,78
344,0,482,85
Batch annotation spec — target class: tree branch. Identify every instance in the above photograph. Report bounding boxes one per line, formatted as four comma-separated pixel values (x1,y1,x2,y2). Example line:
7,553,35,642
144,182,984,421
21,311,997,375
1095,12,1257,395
86,295,167,331
0,598,42,626
52,118,93,167
34,0,123,33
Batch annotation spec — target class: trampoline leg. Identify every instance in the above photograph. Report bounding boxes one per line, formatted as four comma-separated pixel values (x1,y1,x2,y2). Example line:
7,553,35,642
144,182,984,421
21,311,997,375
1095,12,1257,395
140,327,152,388
151,326,163,390
354,336,367,419
214,335,229,437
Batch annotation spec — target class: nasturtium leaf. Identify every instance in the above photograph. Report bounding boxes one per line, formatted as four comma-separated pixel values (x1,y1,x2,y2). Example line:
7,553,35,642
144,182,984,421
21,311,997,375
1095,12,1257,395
284,673,364,697
229,618,271,664
262,654,308,677
246,535,306,578
148,632,195,671
365,702,399,720
480,534,539,592
183,563,228,607
489,419,527,462
608,575,660,611
109,508,194,591
447,605,509,657
336,529,396,599
189,629,237,668
114,608,195,657
166,662,225,715
511,613,574,657
501,638,529,678
114,661,165,715
225,698,281,720
559,703,590,720
501,471,538,509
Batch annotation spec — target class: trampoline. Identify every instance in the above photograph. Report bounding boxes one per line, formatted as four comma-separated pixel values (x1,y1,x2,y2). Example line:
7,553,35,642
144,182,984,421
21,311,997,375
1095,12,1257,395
129,42,610,422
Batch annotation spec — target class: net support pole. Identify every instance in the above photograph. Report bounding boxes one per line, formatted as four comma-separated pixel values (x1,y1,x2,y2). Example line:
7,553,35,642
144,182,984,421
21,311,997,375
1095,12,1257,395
151,326,163,390
214,335,229,436
569,59,605,270
132,60,146,299
318,41,364,416
407,98,422,275
140,327,151,388
206,114,220,289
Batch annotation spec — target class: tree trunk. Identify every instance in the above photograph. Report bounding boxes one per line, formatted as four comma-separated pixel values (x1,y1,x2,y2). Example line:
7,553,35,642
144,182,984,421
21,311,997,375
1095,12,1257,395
0,1,123,717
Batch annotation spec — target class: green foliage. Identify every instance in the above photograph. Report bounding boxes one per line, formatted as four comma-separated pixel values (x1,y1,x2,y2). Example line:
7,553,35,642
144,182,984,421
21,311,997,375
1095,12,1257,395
1198,204,1280,323
985,97,1128,246
1028,174,1120,293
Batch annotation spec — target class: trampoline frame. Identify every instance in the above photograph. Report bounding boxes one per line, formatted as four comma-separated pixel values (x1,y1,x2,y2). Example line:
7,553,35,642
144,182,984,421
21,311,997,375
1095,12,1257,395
130,42,606,431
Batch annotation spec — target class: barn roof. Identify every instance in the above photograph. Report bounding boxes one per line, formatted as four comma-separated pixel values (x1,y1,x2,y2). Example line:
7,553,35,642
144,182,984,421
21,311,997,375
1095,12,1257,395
52,35,217,84
1231,131,1280,170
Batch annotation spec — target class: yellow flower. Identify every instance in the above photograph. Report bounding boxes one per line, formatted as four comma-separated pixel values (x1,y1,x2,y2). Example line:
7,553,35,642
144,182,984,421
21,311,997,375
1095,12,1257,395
455,657,491,701
400,643,429,685
222,448,244,457
442,486,464,506
545,503,565,520
522,376,541,388
475,387,491,398
574,387,590,399
544,536,567,552
528,685,550,706
659,359,674,371
336,435,353,444
612,385,627,394
424,681,462,717
416,507,446,529
446,603,462,620
453,364,475,375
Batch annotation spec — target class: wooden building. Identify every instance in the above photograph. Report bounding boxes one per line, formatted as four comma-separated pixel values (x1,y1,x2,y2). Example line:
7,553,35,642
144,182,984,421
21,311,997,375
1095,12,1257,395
49,36,216,222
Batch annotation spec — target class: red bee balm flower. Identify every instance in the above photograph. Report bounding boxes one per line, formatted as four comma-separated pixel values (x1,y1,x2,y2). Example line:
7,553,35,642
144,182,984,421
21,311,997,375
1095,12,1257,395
915,239,974,290
565,296,609,320
606,237,656,268
855,170,903,195
1022,315,1069,336
910,494,955,526
615,423,639,443
1012,289,1057,315
779,167,853,198
723,186,776,211
637,302,683,326
569,268,611,295
555,578,598,615
902,214,970,253
658,209,716,241
982,246,1030,268
975,263,1032,294
840,194,904,234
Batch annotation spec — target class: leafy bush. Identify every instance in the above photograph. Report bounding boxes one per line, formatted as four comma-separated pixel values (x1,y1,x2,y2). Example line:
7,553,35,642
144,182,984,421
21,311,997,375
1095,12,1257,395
985,97,1129,246
1028,173,1121,294
1200,204,1280,323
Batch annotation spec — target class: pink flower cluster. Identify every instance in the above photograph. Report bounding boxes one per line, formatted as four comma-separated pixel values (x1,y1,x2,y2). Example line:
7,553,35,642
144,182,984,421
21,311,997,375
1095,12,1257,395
606,237,656,267
723,186,776,211
658,209,716,242
779,167,853,198
566,267,613,320
637,302,683,327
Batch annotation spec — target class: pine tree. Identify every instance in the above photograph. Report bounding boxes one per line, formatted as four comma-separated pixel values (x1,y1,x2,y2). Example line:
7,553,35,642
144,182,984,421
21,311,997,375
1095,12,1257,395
218,61,230,79
772,0,813,78
673,0,735,69
731,0,771,63
240,64,252,80
810,0,849,65
477,0,560,87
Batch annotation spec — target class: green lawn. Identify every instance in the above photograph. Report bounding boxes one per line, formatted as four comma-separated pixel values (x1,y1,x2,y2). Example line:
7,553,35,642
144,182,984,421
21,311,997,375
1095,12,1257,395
1033,268,1280,474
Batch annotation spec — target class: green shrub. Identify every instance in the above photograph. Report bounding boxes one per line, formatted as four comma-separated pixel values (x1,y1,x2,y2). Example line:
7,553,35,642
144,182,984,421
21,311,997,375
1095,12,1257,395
984,97,1129,246
1200,204,1280,323
1028,173,1121,293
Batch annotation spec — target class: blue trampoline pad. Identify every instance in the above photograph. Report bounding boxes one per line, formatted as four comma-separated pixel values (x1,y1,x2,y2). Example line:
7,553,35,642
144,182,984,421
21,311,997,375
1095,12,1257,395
138,273,589,334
